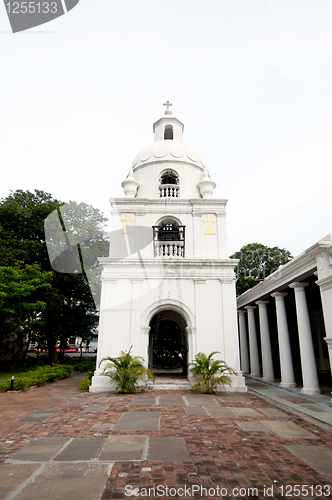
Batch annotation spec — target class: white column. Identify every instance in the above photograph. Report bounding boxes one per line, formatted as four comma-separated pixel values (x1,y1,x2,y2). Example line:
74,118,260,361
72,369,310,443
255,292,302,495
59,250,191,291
271,292,296,388
194,279,208,355
244,306,260,377
145,327,152,368
316,275,332,379
324,338,332,387
238,310,250,373
256,301,274,381
289,282,320,395
315,250,332,379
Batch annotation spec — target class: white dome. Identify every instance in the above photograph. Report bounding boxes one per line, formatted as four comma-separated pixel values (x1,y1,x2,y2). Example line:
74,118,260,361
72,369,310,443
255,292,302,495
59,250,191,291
130,140,208,173
121,112,216,199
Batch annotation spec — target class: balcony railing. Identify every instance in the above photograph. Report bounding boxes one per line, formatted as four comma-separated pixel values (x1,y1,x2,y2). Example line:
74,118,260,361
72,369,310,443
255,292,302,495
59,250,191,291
155,241,184,257
152,225,185,258
159,184,179,198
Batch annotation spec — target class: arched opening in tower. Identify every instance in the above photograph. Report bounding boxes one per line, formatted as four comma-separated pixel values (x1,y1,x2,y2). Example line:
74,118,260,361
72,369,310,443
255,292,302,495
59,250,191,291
152,217,186,257
148,310,188,375
164,125,173,140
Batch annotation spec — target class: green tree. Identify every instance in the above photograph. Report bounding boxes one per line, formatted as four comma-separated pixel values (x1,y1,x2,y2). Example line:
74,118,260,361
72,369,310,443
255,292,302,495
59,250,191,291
230,243,293,296
0,263,52,365
0,190,108,364
0,189,62,268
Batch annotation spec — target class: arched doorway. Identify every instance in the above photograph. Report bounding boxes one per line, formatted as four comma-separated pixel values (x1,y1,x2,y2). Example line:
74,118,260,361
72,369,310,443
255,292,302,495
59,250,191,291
149,309,188,375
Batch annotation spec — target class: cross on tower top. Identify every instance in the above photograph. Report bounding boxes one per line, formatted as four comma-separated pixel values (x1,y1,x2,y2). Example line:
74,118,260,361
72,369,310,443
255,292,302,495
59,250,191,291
163,100,172,115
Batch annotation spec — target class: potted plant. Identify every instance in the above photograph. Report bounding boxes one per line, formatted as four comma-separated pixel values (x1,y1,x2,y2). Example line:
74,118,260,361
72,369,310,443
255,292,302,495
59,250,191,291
99,346,154,393
189,351,237,394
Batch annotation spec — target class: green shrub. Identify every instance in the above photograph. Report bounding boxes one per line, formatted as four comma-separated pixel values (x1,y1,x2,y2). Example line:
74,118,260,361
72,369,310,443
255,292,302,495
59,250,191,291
99,347,154,393
63,357,96,372
0,364,73,392
79,370,94,392
189,352,237,394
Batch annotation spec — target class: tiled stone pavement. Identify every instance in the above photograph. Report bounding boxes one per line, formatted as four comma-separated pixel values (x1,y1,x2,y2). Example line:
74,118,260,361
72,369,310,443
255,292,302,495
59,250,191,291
0,374,331,499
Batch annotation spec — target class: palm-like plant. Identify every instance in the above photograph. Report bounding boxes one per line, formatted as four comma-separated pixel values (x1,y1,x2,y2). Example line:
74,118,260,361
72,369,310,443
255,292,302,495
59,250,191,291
99,346,154,393
189,351,237,394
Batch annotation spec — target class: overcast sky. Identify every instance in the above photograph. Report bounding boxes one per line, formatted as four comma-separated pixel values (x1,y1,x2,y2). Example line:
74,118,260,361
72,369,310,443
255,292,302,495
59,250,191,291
1,0,332,257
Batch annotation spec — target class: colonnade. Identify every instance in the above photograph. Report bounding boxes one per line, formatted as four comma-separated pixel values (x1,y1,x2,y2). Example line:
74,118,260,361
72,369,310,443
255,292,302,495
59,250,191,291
238,281,329,395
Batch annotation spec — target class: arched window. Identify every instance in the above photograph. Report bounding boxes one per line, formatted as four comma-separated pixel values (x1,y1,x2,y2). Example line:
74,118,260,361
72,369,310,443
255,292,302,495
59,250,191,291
159,170,179,198
152,218,186,257
161,170,178,185
164,125,173,140
158,223,180,241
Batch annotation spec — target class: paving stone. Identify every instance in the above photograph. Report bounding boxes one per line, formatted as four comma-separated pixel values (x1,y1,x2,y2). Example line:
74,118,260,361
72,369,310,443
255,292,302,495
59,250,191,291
285,445,332,477
279,395,313,405
206,408,237,418
67,398,92,405
10,438,69,462
217,394,250,403
147,437,189,461
55,393,80,399
18,411,57,422
2,374,332,500
184,406,209,416
92,423,114,431
159,395,185,405
186,395,220,407
261,420,318,439
82,404,109,413
231,407,261,417
0,463,41,500
246,382,266,387
131,397,156,405
300,404,329,413
95,397,118,403
236,421,271,432
114,411,160,430
98,435,146,460
258,408,289,419
11,462,111,500
54,438,106,461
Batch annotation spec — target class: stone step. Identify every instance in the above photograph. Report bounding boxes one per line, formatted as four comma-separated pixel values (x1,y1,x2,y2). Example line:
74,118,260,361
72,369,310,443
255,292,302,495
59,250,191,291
147,385,191,391
147,380,191,391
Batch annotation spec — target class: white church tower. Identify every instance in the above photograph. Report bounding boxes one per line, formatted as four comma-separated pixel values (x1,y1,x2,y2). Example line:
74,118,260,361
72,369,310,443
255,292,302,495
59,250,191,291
90,103,246,392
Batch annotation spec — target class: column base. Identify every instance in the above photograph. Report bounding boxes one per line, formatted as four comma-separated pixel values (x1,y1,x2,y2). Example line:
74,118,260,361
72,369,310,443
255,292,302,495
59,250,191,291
217,373,248,392
279,381,296,388
300,387,321,396
250,372,261,378
262,377,275,382
89,373,118,393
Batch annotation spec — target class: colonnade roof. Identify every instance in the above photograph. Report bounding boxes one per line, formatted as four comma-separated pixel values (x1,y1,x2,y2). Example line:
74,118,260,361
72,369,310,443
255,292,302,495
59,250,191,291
237,234,332,308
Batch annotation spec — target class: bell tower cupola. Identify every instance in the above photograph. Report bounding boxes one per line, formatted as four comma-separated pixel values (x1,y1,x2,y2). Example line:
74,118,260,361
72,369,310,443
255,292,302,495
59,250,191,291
121,103,216,199
153,101,184,142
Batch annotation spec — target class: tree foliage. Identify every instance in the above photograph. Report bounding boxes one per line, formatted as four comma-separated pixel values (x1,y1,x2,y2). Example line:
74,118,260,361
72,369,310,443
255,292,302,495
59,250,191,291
0,263,52,362
230,243,293,296
0,189,108,365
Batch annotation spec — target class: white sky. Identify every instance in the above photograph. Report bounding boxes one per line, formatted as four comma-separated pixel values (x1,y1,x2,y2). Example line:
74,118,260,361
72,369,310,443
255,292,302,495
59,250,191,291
1,0,332,257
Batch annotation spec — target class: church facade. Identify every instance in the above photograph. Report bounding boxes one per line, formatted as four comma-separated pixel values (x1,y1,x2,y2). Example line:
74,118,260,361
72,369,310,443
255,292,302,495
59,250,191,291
90,106,246,392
